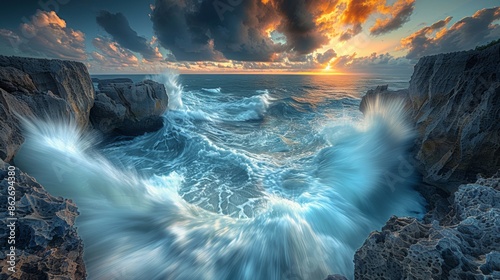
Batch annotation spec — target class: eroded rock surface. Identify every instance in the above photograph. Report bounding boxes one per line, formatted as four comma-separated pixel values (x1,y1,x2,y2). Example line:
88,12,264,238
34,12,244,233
354,174,500,280
0,160,85,279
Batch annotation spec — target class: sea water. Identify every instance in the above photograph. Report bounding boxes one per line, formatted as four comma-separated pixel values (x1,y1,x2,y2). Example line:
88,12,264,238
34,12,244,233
15,73,425,280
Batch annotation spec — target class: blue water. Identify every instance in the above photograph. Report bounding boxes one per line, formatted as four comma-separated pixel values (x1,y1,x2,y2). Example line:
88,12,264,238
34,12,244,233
15,73,425,279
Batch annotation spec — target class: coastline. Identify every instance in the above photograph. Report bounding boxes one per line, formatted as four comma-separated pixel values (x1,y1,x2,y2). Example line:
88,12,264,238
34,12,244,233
0,42,499,279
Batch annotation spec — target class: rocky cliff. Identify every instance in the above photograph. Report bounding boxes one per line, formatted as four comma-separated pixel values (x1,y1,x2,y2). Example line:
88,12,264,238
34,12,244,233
355,43,500,279
409,44,500,189
0,56,95,162
0,56,169,279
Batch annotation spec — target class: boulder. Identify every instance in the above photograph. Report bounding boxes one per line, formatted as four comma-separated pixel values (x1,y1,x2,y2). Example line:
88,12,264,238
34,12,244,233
0,160,85,279
90,78,168,135
354,174,500,280
0,56,95,162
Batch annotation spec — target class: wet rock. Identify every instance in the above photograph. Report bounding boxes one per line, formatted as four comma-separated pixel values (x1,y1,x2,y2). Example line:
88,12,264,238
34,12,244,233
0,55,94,127
0,160,85,279
0,56,94,162
90,79,168,135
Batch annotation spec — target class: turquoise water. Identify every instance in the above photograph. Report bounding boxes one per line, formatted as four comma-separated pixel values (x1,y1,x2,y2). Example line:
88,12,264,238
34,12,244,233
16,73,425,279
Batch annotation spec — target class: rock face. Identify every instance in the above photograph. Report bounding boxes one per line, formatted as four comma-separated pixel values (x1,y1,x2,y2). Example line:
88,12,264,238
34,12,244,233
354,173,500,280
0,57,170,279
0,56,94,162
0,160,86,279
355,43,500,279
408,44,500,189
90,78,168,136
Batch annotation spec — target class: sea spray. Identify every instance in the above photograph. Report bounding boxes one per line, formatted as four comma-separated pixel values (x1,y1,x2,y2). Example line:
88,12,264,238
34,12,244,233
149,71,184,110
15,85,425,280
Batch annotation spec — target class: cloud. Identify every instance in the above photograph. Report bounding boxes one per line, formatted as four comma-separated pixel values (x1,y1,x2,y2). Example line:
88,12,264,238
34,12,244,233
0,10,86,60
91,37,139,67
150,0,341,61
339,0,414,41
272,0,336,54
342,0,383,25
331,52,413,73
96,11,162,61
339,0,384,39
316,48,337,64
339,24,362,41
149,0,417,62
370,0,415,35
401,7,500,59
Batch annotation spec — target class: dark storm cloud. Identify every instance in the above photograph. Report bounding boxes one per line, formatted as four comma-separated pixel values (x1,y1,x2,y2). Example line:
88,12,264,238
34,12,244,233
150,0,276,61
272,0,333,54
402,7,500,59
96,11,162,61
150,0,335,61
370,0,415,36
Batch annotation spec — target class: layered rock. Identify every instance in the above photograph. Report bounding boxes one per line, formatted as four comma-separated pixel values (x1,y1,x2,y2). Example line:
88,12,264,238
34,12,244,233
90,78,168,136
0,56,94,162
0,160,86,279
354,174,500,279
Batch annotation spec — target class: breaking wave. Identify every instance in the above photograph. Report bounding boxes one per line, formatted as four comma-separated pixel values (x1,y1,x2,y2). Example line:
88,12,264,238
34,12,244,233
15,74,425,280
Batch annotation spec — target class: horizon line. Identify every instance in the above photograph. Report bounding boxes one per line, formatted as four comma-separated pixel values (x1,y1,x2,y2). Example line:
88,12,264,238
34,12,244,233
89,71,375,76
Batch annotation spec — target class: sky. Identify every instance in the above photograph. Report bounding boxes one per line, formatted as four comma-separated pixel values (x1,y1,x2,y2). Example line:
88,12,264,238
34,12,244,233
0,0,498,74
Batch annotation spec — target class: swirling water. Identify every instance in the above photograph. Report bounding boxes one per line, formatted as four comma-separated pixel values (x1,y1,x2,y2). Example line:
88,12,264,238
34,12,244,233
15,74,425,280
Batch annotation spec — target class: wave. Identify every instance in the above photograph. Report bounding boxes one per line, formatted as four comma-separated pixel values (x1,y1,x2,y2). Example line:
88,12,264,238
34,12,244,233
149,72,184,110
181,92,272,122
224,93,271,121
14,95,424,280
202,87,222,93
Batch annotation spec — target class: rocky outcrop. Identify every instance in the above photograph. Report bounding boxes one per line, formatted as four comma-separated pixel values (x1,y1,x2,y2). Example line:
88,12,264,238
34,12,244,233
0,56,170,279
356,43,500,279
360,44,500,191
354,173,500,279
0,56,94,162
0,160,86,279
90,78,168,136
408,44,500,189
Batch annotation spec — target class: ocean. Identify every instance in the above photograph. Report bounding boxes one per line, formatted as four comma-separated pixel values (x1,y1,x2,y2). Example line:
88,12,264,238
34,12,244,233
16,73,425,279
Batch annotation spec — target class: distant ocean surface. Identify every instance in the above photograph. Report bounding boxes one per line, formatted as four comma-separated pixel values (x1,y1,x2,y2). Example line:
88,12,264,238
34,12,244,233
20,73,425,279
